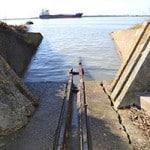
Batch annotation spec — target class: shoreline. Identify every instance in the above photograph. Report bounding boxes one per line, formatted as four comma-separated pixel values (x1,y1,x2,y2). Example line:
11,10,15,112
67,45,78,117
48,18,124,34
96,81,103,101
0,15,149,21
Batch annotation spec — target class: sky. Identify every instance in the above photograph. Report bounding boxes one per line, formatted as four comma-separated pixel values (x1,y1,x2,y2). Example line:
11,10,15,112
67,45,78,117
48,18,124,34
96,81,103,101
0,0,149,19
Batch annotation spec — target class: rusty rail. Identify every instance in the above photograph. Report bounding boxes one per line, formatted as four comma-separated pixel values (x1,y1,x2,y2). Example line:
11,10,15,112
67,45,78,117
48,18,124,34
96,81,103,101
54,62,90,150
54,72,73,150
78,62,90,150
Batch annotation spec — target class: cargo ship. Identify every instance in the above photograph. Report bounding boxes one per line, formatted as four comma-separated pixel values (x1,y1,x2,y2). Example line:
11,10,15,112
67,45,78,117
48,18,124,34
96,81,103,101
39,9,83,19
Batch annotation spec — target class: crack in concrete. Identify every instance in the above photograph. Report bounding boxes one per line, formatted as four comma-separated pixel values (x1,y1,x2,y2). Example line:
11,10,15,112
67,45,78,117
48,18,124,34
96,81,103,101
100,82,132,145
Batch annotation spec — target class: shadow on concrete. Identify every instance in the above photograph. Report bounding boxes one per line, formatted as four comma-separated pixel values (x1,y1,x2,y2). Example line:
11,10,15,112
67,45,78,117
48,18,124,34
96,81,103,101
88,115,131,150
0,82,66,150
0,81,131,150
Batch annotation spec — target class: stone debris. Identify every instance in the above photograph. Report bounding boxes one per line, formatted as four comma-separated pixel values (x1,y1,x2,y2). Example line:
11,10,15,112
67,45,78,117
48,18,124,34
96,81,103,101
129,107,150,140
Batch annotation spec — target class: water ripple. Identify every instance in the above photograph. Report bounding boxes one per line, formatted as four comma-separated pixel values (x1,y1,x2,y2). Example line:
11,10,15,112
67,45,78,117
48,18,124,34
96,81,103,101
21,17,148,82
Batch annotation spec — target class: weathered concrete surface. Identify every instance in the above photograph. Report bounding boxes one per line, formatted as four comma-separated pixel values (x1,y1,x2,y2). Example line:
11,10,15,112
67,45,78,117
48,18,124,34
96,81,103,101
110,21,150,108
140,94,150,113
1,80,149,150
0,25,43,76
0,56,38,135
111,24,142,60
102,80,150,149
0,22,43,136
0,82,66,150
85,81,131,150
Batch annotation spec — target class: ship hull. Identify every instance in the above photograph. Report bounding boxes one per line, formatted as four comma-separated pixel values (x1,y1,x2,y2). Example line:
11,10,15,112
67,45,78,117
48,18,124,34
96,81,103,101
39,13,83,19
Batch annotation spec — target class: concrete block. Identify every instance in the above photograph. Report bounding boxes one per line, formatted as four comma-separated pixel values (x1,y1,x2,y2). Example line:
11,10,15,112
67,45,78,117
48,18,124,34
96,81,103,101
140,95,150,113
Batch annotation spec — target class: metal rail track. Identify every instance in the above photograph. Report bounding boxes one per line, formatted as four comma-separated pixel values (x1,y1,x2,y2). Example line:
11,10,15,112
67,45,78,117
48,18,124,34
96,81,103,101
54,61,91,150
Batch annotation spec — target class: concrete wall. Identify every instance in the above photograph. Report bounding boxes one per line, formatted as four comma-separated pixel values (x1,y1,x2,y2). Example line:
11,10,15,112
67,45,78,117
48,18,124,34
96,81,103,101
0,24,43,135
110,21,150,109
0,29,43,76
111,29,140,60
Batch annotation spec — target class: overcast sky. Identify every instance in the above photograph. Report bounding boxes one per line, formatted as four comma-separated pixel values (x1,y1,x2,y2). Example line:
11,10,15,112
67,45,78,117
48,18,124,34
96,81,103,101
0,0,149,18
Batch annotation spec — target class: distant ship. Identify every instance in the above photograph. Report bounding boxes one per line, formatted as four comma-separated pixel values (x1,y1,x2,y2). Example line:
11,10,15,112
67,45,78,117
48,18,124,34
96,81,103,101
39,9,83,19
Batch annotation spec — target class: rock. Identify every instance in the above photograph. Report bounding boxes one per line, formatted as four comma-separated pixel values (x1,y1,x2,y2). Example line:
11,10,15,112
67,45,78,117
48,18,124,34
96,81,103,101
0,55,38,135
26,21,34,25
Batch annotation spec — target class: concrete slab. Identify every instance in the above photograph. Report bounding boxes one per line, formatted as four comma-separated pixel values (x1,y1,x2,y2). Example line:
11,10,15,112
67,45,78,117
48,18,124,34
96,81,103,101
1,80,149,150
140,94,150,113
0,82,66,150
85,81,131,150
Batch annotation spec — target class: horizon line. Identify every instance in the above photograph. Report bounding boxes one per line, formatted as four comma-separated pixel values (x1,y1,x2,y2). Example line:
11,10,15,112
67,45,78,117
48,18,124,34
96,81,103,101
0,14,149,21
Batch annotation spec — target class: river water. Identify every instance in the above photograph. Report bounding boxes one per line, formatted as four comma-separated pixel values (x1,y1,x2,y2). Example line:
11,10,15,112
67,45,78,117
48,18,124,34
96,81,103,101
6,17,149,82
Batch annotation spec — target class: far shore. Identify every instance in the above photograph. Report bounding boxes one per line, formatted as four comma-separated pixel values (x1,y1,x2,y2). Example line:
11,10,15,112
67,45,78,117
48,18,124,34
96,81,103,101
0,14,149,21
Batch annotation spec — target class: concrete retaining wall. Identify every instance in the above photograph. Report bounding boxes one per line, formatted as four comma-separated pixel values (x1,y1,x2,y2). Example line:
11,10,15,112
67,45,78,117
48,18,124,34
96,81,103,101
0,23,43,135
110,21,150,109
0,28,43,76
